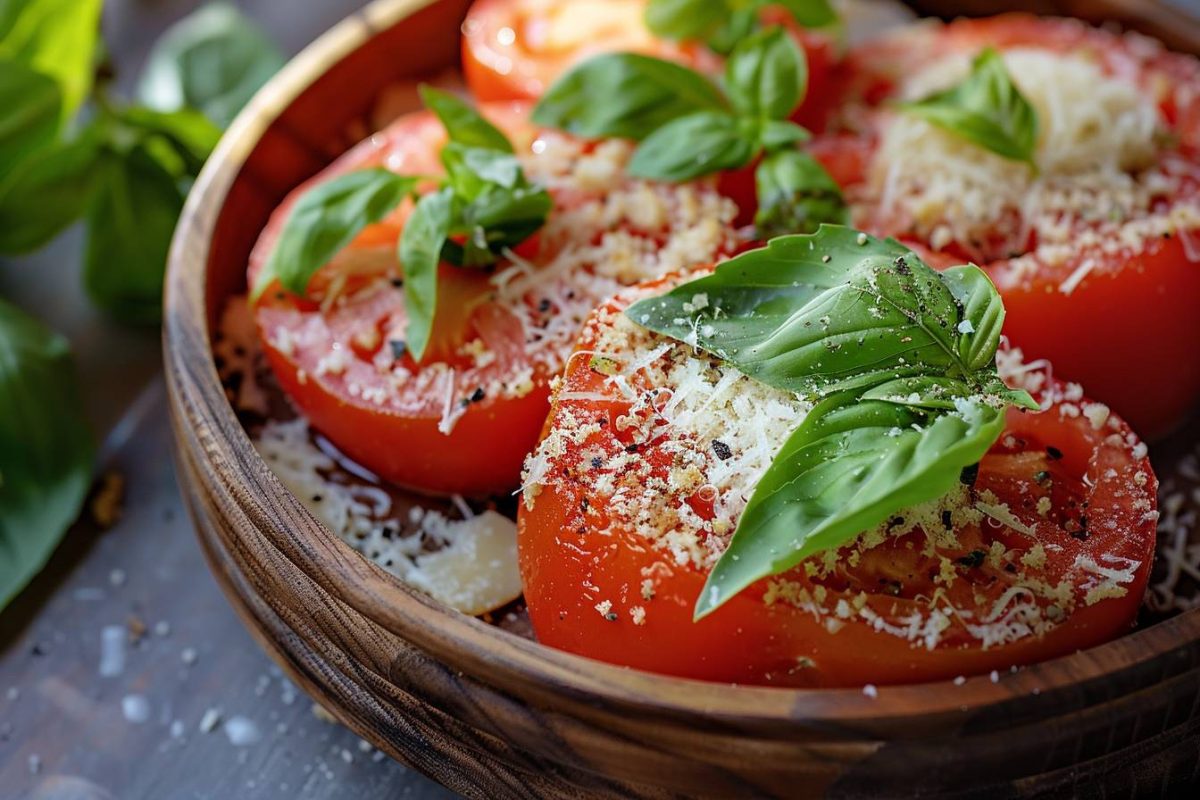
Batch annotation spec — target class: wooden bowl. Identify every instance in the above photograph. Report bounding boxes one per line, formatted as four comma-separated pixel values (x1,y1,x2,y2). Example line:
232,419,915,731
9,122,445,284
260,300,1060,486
164,0,1200,796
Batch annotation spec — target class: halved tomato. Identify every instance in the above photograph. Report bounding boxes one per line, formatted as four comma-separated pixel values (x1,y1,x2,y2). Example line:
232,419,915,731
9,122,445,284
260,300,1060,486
461,0,837,127
517,277,1158,687
249,103,740,496
808,14,1200,438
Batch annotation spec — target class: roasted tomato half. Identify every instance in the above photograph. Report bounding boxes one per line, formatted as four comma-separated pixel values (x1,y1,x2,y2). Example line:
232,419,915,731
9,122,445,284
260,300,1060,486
808,14,1200,439
461,0,837,128
249,103,740,496
517,278,1158,687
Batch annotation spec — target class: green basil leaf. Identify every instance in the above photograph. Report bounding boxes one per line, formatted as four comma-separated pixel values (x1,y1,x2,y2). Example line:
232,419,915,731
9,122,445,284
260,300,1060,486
774,0,838,28
420,84,511,153
695,391,1005,617
0,0,102,116
627,111,756,182
753,148,846,238
899,47,1039,165
724,26,806,120
0,124,102,254
627,226,1038,406
398,188,455,362
759,119,809,151
705,6,759,56
532,53,726,141
83,146,186,324
137,1,285,128
0,298,93,608
441,143,523,197
117,106,222,177
251,168,416,300
0,58,60,177
643,0,727,42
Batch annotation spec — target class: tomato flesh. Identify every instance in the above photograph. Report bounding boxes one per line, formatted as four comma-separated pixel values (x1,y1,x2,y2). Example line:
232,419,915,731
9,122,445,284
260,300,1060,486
518,283,1158,687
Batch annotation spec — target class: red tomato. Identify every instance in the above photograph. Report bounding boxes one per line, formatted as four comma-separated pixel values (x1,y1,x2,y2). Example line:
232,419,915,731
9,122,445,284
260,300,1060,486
461,0,836,127
808,14,1200,439
249,105,548,497
517,279,1158,688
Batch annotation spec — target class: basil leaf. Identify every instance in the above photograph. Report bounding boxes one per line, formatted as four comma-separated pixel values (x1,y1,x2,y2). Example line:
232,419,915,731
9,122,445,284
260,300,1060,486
724,26,806,120
695,391,1005,617
753,149,846,238
899,47,1039,165
398,188,454,362
532,53,726,141
0,298,93,608
0,0,102,117
774,0,838,28
441,143,523,196
251,168,416,300
627,226,1038,405
643,0,727,42
759,119,809,151
628,111,756,182
0,124,101,254
117,106,222,178
83,146,186,324
137,2,285,128
450,183,552,267
420,85,511,153
0,59,60,178
705,6,760,56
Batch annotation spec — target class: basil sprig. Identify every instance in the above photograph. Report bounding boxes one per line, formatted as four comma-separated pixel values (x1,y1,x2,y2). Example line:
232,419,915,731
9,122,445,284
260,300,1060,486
899,48,1039,166
533,27,846,237
626,226,1038,618
255,86,550,362
644,0,837,56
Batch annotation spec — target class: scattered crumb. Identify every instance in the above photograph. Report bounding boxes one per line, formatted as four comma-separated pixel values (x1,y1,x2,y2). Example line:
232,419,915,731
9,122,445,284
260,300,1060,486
153,621,172,637
311,703,338,724
127,615,147,643
28,754,41,775
90,471,125,528
108,568,127,588
953,675,966,686
99,625,126,677
199,708,222,733
121,694,152,724
862,684,878,698
224,716,262,747
180,647,198,666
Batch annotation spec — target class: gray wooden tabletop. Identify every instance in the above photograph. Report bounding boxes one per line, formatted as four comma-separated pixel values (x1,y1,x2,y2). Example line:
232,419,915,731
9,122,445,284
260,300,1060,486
0,2,459,798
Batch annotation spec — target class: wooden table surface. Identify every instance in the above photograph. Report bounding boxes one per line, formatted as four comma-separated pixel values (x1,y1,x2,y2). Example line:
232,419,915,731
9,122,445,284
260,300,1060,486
0,1,457,797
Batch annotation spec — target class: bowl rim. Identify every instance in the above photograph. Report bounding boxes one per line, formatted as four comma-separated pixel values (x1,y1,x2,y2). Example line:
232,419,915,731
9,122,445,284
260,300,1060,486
164,0,1200,728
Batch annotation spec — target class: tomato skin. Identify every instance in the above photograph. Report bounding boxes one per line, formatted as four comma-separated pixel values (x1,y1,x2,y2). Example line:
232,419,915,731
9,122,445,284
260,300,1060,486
250,105,548,497
991,235,1200,441
808,14,1200,438
518,283,1158,688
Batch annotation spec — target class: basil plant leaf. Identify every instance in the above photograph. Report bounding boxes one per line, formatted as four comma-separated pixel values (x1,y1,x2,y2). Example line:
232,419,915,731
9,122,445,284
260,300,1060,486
754,148,846,238
628,111,757,182
0,0,102,117
695,391,1006,617
251,168,416,300
137,1,285,128
627,226,1037,404
774,0,839,28
0,58,60,179
532,53,727,141
84,147,187,324
724,26,806,120
899,47,1039,165
117,106,223,178
0,298,94,608
398,188,455,362
420,84,511,153
643,0,728,42
0,123,102,255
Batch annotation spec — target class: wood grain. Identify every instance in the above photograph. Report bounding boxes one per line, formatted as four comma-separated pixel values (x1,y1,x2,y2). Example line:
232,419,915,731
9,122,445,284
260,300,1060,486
163,0,1200,796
